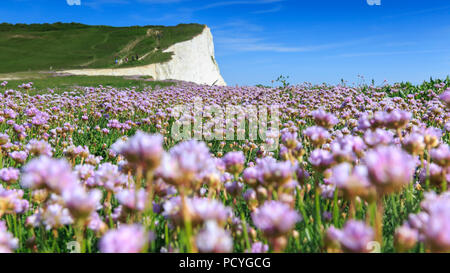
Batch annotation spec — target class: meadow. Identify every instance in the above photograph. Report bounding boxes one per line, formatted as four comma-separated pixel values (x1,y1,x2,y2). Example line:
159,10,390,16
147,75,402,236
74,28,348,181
0,76,449,253
0,74,174,95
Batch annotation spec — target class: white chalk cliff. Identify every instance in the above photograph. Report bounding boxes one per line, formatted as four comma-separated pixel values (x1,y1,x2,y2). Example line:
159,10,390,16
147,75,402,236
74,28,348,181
61,26,226,86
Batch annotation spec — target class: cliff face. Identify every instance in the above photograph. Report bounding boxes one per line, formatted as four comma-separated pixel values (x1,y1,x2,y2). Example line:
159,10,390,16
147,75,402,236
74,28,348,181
61,26,226,86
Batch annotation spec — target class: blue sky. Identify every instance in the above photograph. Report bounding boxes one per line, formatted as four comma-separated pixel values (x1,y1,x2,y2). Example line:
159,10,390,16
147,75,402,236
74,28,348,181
1,0,450,86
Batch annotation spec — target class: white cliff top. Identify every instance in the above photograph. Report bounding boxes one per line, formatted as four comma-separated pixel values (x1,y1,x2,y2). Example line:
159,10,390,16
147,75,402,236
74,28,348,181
60,26,226,86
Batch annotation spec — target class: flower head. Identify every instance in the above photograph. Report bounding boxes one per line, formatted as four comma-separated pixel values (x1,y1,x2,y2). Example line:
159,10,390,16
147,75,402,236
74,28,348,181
157,140,215,188
94,163,128,192
329,163,372,199
364,146,416,195
304,126,330,147
114,131,164,171
21,156,78,194
63,187,102,219
309,149,334,171
222,151,245,175
311,109,338,129
251,201,301,238
196,221,233,253
0,221,18,253
440,90,450,108
330,220,374,253
430,144,450,167
99,224,152,253
385,110,411,129
26,139,53,157
0,168,19,185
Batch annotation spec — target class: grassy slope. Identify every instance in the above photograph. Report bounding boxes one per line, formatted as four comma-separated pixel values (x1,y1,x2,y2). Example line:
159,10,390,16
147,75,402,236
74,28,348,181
3,75,174,94
0,22,205,73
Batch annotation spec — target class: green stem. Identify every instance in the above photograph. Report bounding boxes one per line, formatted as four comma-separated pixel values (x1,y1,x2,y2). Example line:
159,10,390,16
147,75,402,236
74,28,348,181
314,179,322,229
333,189,339,227
180,189,194,253
241,211,251,251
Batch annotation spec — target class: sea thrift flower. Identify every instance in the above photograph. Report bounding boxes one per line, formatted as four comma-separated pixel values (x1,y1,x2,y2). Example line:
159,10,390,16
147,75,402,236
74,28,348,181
304,126,330,147
248,242,269,253
309,149,334,171
116,188,147,212
251,201,301,238
163,197,232,226
87,212,108,234
280,129,298,149
18,82,33,89
42,203,73,230
157,140,215,188
255,157,295,187
295,165,310,186
402,133,425,155
9,151,28,164
99,224,152,253
0,134,9,145
364,146,417,195
26,139,53,157
31,111,50,126
331,220,375,253
114,131,164,171
0,221,18,253
357,114,372,131
94,163,128,192
64,145,89,159
73,164,95,186
330,137,356,163
225,181,244,197
311,109,338,129
324,226,342,252
440,90,450,108
385,110,412,129
419,192,450,252
364,129,393,147
320,184,336,199
196,221,233,253
243,166,259,188
0,168,20,185
0,186,29,214
370,111,388,129
422,127,442,148
63,187,102,219
222,151,245,175
430,144,450,167
329,163,372,199
21,156,78,193
85,155,103,166
419,163,448,187
394,224,418,252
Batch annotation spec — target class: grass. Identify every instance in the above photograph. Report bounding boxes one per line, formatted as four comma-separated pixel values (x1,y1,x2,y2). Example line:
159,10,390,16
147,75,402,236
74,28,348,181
0,22,205,73
0,74,174,94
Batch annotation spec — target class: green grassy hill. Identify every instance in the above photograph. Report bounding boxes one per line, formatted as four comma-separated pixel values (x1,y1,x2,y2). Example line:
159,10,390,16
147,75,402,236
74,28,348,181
0,22,205,73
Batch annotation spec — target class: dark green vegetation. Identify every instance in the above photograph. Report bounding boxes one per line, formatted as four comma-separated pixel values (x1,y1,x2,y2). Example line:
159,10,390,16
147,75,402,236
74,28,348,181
0,22,205,73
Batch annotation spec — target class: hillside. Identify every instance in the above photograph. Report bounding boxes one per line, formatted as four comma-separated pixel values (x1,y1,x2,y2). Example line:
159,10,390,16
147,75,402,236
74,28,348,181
0,22,205,73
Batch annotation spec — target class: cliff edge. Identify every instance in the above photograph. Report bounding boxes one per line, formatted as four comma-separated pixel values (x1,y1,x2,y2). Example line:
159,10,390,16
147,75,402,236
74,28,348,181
60,26,226,86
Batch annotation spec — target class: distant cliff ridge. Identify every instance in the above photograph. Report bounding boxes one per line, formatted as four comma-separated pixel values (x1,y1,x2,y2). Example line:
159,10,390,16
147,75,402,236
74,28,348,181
61,26,226,86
